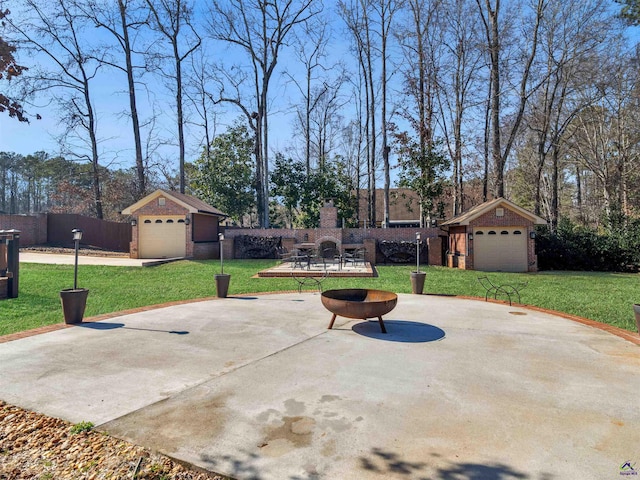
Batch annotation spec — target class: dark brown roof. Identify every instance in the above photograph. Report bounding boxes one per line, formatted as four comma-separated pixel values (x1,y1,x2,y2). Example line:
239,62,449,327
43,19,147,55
121,189,227,216
160,189,227,216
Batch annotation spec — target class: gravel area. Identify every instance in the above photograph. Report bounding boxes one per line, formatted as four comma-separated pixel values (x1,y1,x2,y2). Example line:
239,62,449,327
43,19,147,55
0,401,226,479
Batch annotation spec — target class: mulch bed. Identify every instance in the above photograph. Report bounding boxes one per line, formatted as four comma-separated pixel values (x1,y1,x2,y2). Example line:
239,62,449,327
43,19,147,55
0,401,226,479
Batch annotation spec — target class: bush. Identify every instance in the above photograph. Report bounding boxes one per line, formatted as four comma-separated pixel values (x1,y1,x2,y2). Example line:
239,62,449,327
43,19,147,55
536,218,640,272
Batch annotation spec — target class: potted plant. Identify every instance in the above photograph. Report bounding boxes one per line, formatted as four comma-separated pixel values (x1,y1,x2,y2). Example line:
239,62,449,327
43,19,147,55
633,304,640,334
215,233,230,298
411,232,426,294
60,229,89,324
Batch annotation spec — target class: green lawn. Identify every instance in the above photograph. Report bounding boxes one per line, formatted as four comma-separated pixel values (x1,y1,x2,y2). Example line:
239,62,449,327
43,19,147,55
1,259,638,336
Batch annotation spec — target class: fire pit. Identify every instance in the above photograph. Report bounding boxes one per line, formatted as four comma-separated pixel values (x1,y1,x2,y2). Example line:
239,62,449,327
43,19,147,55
321,289,398,333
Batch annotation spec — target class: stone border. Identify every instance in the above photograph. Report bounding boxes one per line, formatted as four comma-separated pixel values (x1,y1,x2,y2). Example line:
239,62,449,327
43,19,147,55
1,292,638,346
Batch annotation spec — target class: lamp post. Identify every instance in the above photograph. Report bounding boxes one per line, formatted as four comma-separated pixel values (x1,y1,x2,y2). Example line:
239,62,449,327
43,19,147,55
60,228,89,324
410,231,426,294
215,232,230,298
415,232,421,273
219,233,225,275
72,228,83,290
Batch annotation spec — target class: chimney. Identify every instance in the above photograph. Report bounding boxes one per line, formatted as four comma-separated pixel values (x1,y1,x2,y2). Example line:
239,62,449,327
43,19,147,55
320,199,338,228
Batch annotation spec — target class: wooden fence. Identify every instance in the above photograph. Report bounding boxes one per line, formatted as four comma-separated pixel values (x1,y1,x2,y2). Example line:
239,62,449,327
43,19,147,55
47,214,131,252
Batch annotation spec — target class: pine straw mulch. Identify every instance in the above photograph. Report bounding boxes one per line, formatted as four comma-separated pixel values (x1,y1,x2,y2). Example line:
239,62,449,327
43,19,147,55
0,401,227,480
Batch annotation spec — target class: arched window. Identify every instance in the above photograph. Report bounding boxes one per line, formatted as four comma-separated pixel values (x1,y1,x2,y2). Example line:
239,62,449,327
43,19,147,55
514,230,522,235
501,230,509,235
177,219,185,223
144,219,151,224
166,219,174,223
155,219,163,223
488,230,497,235
475,231,484,235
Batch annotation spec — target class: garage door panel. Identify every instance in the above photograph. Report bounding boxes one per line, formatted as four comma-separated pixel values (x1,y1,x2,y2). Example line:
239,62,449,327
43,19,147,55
139,216,186,258
473,227,527,272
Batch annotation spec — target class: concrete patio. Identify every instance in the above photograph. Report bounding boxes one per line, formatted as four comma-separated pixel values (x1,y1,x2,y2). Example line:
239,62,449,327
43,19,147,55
0,293,638,479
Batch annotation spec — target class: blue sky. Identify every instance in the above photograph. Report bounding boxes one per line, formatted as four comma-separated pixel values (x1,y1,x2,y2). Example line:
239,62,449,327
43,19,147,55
0,0,359,177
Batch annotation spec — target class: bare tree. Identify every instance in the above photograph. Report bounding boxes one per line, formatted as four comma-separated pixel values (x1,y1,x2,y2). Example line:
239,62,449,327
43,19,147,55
433,0,484,216
208,0,320,228
146,0,201,194
81,0,149,199
524,0,614,228
476,0,546,198
185,49,219,159
371,0,402,228
7,0,107,217
340,0,379,227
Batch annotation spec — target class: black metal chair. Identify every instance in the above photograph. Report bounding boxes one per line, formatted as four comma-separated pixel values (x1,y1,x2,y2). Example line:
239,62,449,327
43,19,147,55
321,248,341,270
344,248,366,267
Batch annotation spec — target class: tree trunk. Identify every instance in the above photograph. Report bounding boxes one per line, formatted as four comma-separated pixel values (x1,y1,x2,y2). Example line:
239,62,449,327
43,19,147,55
118,0,145,199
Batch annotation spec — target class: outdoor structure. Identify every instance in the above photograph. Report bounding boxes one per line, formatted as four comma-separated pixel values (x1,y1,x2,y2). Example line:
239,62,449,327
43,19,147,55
122,189,227,259
441,197,547,272
0,229,20,300
224,200,445,266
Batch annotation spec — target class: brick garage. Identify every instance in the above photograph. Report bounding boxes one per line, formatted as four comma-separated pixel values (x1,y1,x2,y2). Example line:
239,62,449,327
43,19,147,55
121,190,227,260
441,197,547,272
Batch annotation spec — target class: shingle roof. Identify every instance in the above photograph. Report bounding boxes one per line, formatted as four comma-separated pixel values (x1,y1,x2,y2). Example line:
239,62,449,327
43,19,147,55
440,197,547,226
121,189,227,216
159,189,227,216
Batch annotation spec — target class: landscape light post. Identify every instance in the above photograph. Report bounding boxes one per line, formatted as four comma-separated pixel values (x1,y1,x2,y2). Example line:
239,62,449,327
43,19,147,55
215,232,230,298
72,228,83,290
410,231,426,294
219,233,224,275
416,232,421,273
60,228,89,324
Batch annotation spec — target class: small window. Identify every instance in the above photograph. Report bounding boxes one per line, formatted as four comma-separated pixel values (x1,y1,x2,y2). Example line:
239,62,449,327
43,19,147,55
155,219,163,223
158,197,166,206
501,230,509,235
166,219,174,223
488,230,496,235
144,219,151,224
177,219,185,223
475,231,484,235
496,208,504,217
514,230,522,235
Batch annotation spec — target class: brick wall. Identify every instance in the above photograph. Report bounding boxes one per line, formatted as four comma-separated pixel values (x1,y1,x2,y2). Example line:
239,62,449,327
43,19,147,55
0,214,47,246
223,226,444,265
193,242,219,260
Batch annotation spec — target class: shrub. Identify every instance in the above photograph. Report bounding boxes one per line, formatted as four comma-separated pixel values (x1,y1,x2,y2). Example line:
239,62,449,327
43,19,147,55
536,218,640,272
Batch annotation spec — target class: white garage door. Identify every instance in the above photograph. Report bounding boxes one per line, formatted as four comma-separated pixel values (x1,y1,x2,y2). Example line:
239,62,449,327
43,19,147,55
139,216,186,258
473,227,527,272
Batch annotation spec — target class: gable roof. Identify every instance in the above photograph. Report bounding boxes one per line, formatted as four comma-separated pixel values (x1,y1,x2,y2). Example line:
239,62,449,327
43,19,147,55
121,189,227,217
440,197,547,227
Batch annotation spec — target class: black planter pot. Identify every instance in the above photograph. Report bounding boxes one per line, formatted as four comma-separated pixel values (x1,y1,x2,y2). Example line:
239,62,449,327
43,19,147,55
60,288,89,324
215,274,231,298
410,271,426,295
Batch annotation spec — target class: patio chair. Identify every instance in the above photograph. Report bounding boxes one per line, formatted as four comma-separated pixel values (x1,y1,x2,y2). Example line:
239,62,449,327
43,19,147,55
344,248,366,267
321,248,341,269
277,246,295,263
477,276,527,306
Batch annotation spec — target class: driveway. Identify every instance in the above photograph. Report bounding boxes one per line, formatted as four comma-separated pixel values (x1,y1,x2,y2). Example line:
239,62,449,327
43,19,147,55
0,293,638,479
20,251,179,267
